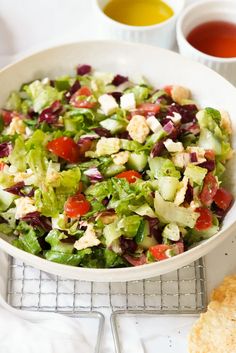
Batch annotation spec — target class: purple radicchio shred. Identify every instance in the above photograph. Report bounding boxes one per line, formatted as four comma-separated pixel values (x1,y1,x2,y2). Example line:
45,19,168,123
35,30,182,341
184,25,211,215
167,104,198,124
156,94,174,105
211,203,227,220
190,152,198,163
4,182,34,197
109,92,122,103
169,126,180,141
102,197,109,206
198,160,216,172
160,117,172,126
117,131,132,140
5,182,25,196
64,80,81,101
184,183,193,204
77,64,92,76
163,120,175,134
146,217,162,243
21,212,52,231
50,80,55,87
84,167,103,183
0,142,13,158
120,236,138,254
39,100,62,124
151,141,165,157
112,74,128,86
92,127,112,137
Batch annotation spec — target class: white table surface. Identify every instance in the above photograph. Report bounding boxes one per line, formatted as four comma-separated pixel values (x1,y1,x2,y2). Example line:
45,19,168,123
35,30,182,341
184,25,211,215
0,0,235,351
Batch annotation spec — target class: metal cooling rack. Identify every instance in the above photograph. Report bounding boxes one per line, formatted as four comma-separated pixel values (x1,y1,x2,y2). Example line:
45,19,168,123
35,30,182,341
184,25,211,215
7,256,206,353
7,257,206,312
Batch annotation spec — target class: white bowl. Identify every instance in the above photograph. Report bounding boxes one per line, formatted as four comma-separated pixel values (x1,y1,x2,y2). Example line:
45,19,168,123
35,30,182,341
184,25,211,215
94,0,185,49
177,0,236,86
0,41,235,282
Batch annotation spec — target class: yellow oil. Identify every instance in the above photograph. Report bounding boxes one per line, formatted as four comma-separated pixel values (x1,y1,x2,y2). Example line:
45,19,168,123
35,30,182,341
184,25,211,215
103,0,174,26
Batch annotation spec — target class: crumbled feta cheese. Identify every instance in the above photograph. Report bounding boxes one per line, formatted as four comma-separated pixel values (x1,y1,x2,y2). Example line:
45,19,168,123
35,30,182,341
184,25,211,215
190,200,202,211
98,94,118,115
220,110,232,134
172,153,190,168
7,117,26,135
25,127,33,137
127,115,150,143
14,169,37,185
74,224,100,250
146,115,162,133
120,92,136,110
171,85,190,104
167,112,182,124
164,139,184,152
112,151,130,165
41,77,50,85
96,137,121,156
174,176,188,206
15,197,37,219
90,80,98,92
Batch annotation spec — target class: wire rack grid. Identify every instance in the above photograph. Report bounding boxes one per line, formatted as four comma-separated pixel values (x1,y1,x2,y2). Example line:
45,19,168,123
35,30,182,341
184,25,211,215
7,256,207,313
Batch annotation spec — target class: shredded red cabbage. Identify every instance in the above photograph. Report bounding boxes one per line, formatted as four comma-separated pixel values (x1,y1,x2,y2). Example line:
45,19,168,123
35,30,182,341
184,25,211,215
109,92,122,103
198,160,216,171
168,104,198,123
21,211,52,231
123,253,147,266
0,142,12,157
151,141,165,157
39,101,62,124
64,80,81,101
77,64,91,76
84,167,103,183
92,127,112,137
112,74,128,86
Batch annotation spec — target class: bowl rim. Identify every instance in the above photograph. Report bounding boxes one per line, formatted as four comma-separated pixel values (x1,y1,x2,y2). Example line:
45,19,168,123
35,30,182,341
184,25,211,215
0,39,235,281
176,0,236,63
93,0,186,31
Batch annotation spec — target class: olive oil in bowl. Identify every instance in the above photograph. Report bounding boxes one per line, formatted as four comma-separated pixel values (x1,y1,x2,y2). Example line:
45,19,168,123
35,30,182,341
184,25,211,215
103,0,174,27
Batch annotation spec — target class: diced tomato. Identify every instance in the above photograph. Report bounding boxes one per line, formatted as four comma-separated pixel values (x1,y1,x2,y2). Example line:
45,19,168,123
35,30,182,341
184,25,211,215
77,86,92,97
137,103,160,115
213,188,233,211
64,193,90,218
70,86,96,109
199,172,218,206
0,162,5,171
149,244,171,261
47,136,80,163
115,170,142,183
1,110,13,126
195,207,213,231
204,149,215,161
123,254,147,266
163,85,173,96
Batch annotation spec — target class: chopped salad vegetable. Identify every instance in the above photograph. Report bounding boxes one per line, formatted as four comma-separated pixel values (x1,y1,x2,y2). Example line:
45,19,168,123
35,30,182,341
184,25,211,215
0,65,233,268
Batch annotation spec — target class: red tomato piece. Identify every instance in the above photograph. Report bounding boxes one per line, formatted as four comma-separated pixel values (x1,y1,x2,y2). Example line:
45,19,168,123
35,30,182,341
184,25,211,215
0,162,5,171
195,207,213,231
163,85,173,96
199,172,218,206
47,136,80,163
213,188,233,211
70,86,96,109
137,103,160,115
1,110,13,126
115,170,142,183
149,244,171,261
77,138,93,156
204,149,215,161
64,193,90,218
123,254,147,266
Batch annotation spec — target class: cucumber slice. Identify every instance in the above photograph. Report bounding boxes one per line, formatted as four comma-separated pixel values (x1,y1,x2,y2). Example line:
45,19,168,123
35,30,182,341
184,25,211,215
0,188,15,211
162,223,180,241
104,164,125,177
198,128,222,155
127,152,148,172
158,176,179,201
136,220,158,249
100,118,126,134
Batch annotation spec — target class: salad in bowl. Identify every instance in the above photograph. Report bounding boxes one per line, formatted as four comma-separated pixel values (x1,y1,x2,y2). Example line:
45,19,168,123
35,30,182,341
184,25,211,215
0,64,233,269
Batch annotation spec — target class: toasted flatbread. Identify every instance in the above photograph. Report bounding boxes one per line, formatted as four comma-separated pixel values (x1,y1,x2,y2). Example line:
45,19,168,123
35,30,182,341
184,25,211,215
189,275,236,353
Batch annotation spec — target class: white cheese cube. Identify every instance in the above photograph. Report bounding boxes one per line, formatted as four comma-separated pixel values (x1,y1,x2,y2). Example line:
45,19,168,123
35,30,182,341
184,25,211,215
127,115,150,143
164,139,184,152
74,224,100,250
15,197,37,219
98,94,118,115
172,153,190,168
112,151,130,165
146,115,162,133
96,137,121,156
120,92,136,110
167,112,182,124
